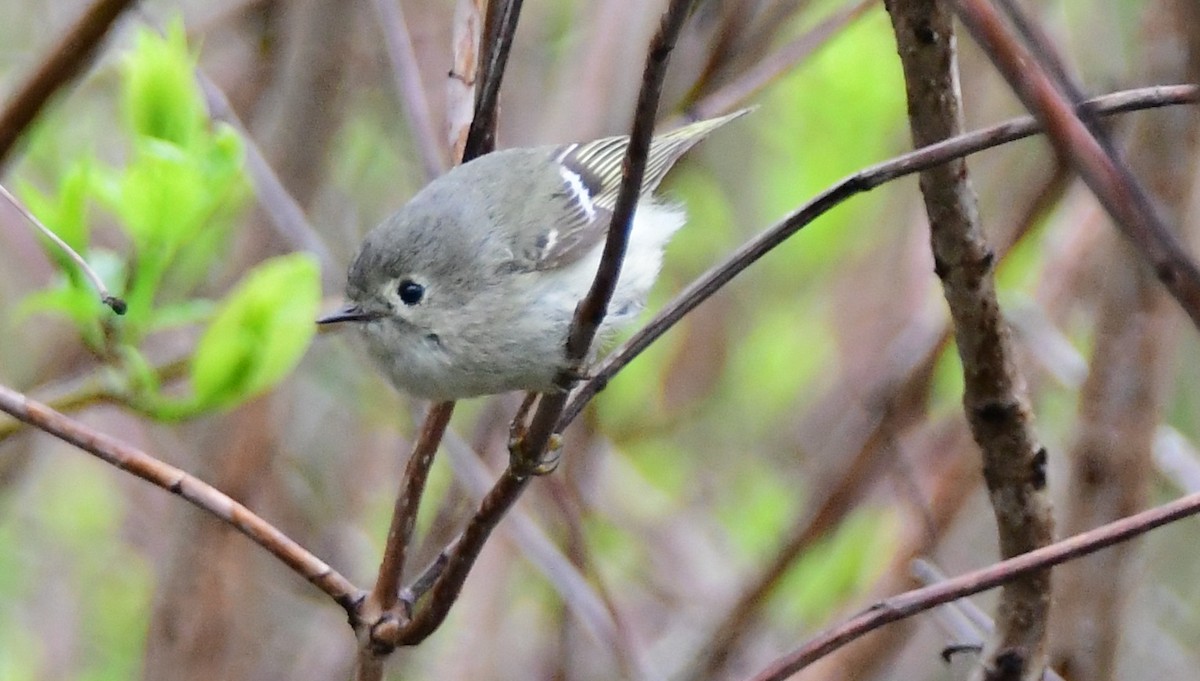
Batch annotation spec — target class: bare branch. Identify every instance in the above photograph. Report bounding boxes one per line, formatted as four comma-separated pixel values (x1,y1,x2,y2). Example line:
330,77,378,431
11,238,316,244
559,84,1199,428
886,0,1054,677
364,401,454,628
745,486,1200,681
0,383,363,611
0,183,125,314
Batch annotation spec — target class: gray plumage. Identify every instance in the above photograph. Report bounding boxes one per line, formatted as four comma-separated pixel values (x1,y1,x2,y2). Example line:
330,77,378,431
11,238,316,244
321,110,748,399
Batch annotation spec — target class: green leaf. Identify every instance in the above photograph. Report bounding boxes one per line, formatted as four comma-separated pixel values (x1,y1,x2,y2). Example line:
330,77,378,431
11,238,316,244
189,254,321,411
122,20,203,148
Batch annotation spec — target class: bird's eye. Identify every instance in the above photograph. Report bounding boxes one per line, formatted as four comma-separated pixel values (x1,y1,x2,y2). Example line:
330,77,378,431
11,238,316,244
397,279,425,305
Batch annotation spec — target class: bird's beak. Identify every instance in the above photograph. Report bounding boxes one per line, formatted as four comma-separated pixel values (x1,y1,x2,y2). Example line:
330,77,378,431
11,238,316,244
316,303,379,325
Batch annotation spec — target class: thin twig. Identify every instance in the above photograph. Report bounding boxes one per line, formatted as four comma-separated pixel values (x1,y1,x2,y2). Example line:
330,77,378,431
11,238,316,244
0,0,137,168
370,0,448,181
558,83,1199,428
745,487,1200,681
365,401,454,624
954,0,1200,330
0,183,126,314
0,383,363,611
522,0,698,468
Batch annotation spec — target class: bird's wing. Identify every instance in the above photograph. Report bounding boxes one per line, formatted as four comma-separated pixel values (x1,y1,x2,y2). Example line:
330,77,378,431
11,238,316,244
517,109,751,272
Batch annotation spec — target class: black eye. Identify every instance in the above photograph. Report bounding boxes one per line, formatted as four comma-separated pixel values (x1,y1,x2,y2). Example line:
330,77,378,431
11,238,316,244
397,279,425,305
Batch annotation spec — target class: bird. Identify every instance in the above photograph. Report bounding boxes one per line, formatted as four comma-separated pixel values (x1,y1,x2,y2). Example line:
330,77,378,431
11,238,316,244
317,110,749,400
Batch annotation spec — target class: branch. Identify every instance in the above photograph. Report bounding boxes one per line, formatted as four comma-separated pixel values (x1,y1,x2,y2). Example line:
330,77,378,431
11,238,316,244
558,83,1199,428
0,0,136,168
0,183,125,313
360,400,454,648
746,486,1200,681
521,0,698,470
0,383,363,611
886,0,1053,678
954,0,1200,330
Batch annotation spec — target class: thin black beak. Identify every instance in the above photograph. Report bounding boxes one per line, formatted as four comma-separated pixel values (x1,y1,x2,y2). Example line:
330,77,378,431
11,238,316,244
316,303,380,325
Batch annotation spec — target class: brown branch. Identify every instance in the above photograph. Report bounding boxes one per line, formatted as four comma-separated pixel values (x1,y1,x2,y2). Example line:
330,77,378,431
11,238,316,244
394,466,530,644
0,0,137,168
0,383,362,611
363,401,455,633
521,0,698,467
745,486,1200,681
559,84,1199,428
954,0,1200,330
886,1,1053,678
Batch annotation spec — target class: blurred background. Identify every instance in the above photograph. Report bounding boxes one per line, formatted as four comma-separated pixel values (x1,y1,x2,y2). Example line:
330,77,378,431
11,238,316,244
0,0,1198,679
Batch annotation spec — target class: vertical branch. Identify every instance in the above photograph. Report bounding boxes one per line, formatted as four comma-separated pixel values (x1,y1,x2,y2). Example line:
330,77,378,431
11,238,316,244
357,0,529,662
0,0,137,167
884,1,1054,680
520,0,698,466
365,403,455,622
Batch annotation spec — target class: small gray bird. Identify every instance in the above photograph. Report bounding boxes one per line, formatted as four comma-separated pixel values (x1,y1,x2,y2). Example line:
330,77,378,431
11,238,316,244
318,110,748,400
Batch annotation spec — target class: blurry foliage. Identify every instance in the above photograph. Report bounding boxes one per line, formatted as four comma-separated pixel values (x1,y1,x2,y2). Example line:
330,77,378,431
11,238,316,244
16,20,320,420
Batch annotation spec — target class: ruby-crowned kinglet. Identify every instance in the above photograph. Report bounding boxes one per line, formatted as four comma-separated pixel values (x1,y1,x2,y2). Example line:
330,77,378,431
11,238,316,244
317,110,748,400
